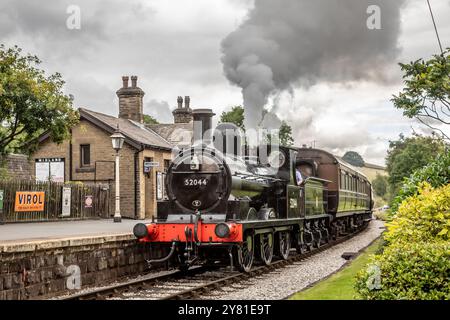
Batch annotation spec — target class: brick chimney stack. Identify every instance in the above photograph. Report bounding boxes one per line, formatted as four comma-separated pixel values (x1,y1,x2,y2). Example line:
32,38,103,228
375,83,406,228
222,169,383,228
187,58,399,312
117,75,145,123
172,95,193,123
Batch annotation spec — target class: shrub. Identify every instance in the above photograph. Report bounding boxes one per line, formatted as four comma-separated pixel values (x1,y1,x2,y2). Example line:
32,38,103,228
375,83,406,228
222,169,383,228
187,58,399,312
386,183,450,244
355,241,450,300
391,151,450,212
356,183,450,300
373,210,391,222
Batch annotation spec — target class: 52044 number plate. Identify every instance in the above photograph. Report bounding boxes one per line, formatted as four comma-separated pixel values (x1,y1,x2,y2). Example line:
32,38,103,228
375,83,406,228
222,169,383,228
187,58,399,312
184,178,208,186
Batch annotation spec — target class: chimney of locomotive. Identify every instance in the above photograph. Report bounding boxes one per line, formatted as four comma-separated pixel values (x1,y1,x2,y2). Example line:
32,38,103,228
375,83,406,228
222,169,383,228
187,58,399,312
193,109,215,146
117,75,145,123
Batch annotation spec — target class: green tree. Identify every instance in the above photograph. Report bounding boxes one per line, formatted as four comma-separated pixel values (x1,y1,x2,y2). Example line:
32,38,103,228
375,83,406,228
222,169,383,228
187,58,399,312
279,121,294,147
143,114,159,125
372,173,388,198
391,150,450,212
392,48,450,140
386,134,446,194
0,45,79,154
219,105,294,147
342,151,365,167
219,105,245,130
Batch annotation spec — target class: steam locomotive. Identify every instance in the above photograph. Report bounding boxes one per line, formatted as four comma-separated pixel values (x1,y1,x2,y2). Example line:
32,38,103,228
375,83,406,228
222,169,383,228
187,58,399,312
133,109,373,272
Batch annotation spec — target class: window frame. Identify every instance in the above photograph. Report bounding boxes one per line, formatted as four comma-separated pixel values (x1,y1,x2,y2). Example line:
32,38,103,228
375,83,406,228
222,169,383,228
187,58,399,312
80,144,91,167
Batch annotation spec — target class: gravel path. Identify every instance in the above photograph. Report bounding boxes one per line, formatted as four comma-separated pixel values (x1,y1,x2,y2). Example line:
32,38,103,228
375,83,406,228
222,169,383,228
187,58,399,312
201,219,385,300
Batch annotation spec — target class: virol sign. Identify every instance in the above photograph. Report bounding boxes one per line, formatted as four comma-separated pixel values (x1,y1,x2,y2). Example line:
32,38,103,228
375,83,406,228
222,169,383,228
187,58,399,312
15,191,45,212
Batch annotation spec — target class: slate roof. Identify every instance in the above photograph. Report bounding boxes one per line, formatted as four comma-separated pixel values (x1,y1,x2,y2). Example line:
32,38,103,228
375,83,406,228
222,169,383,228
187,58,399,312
146,123,193,147
79,108,173,151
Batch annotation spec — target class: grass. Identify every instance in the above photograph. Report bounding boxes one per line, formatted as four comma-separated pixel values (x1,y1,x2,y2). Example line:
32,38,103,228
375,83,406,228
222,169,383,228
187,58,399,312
289,237,383,300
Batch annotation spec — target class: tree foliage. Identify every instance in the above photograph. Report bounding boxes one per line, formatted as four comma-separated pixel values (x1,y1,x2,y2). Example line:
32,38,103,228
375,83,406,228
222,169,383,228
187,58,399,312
372,174,388,198
385,134,446,194
219,105,245,130
219,105,295,147
278,121,294,147
0,45,79,154
342,151,365,167
143,114,159,125
391,150,450,212
392,48,450,140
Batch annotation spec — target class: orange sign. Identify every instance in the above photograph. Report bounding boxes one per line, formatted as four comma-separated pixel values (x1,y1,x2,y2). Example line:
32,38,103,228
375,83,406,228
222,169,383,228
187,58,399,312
15,191,45,212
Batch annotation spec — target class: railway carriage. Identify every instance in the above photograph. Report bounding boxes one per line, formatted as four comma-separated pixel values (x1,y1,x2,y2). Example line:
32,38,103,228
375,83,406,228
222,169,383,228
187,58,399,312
133,110,373,272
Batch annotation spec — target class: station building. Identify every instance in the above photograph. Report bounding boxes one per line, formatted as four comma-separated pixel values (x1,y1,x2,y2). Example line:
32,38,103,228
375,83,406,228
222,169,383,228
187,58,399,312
31,76,194,219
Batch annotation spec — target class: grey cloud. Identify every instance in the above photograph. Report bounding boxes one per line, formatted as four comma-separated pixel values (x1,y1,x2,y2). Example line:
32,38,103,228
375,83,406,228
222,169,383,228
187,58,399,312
221,0,406,130
144,99,173,123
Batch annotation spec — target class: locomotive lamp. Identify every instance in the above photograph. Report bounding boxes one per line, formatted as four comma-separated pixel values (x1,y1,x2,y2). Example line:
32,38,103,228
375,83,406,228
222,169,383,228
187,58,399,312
215,223,238,239
111,125,125,223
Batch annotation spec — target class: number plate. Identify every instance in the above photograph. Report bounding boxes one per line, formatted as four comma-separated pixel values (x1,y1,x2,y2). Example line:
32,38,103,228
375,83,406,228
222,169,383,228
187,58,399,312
183,178,208,186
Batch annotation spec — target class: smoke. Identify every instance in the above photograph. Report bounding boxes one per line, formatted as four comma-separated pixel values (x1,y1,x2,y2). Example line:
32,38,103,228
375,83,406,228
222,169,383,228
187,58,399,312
145,99,173,123
221,0,405,130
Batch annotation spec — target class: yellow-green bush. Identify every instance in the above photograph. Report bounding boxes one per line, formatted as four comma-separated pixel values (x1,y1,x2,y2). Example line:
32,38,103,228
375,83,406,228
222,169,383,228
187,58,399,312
385,183,450,244
355,183,450,300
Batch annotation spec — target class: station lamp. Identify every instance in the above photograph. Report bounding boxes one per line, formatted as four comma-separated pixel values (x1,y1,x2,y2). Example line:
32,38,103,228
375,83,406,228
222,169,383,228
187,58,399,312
110,125,125,223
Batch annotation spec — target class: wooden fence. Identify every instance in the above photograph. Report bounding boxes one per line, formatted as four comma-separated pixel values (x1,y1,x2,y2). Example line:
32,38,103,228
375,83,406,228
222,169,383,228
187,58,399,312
0,180,111,223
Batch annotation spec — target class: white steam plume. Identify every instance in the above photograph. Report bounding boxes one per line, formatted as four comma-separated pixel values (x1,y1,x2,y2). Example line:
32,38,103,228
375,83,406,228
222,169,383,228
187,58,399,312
221,0,405,130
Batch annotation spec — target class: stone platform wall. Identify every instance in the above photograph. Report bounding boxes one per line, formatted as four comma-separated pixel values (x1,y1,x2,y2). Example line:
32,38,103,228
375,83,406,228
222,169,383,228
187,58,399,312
0,234,167,300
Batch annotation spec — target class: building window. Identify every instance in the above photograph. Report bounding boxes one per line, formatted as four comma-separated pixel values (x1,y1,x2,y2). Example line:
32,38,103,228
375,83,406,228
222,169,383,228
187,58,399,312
80,144,91,167
164,159,170,172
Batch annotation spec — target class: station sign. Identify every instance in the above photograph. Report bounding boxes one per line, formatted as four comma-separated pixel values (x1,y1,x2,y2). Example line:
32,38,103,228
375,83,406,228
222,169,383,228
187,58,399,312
84,195,93,208
144,161,159,173
61,187,71,217
14,191,45,212
35,158,65,183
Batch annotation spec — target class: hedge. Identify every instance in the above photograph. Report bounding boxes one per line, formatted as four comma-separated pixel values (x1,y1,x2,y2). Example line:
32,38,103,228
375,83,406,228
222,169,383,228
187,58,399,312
355,184,450,300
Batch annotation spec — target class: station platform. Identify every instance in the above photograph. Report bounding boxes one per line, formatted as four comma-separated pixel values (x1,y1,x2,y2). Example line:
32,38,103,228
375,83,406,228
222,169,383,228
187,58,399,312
0,219,158,300
0,219,148,246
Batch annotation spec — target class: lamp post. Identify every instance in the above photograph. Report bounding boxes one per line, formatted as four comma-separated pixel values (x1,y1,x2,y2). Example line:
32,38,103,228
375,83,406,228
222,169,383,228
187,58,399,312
111,126,125,223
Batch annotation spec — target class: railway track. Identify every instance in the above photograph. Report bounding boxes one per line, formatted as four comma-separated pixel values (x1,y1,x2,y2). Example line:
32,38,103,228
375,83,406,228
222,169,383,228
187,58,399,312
59,223,368,300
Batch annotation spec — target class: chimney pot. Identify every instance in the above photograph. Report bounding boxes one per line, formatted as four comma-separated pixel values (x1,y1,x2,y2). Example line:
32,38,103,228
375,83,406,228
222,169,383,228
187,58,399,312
131,75,137,88
177,96,183,109
122,76,129,88
185,96,190,109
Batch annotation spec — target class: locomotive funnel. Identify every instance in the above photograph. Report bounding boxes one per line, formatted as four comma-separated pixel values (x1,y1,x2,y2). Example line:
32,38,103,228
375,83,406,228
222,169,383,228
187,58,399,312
193,109,215,145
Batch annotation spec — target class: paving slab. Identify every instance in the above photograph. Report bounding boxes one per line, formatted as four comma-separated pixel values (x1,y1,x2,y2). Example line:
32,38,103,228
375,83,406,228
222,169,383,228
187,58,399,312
0,219,149,245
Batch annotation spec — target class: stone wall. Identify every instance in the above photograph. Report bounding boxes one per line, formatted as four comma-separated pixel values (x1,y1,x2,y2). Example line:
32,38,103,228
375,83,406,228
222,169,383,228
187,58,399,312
0,235,167,300
0,154,33,180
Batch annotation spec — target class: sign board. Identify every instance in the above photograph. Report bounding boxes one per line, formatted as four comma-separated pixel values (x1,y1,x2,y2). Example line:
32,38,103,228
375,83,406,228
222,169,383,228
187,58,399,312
35,158,65,183
15,191,45,212
156,172,163,200
0,190,4,210
50,162,65,183
35,162,50,182
144,161,159,173
84,195,93,208
61,187,71,217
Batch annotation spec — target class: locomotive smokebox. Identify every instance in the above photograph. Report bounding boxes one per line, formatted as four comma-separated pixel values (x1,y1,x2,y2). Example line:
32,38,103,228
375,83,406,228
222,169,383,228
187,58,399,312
193,109,215,145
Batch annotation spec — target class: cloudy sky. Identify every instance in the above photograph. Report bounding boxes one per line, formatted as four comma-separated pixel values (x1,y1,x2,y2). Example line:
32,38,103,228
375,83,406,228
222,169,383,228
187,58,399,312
1,0,449,165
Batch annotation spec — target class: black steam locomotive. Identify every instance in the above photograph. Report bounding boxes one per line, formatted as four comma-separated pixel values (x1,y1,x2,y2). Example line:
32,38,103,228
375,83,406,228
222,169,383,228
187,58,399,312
133,109,373,272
